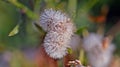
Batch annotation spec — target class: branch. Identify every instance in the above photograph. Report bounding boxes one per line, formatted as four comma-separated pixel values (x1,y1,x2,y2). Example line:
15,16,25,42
106,20,120,39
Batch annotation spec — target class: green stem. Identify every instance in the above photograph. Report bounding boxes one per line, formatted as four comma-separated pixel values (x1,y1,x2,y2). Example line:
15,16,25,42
68,0,77,19
79,49,85,64
8,0,38,19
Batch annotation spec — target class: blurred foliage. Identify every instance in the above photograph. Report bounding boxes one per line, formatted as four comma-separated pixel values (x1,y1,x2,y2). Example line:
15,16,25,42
10,50,36,67
0,0,120,67
8,0,38,19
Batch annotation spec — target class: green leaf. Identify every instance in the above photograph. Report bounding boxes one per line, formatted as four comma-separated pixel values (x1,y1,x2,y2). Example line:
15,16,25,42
33,23,46,33
8,24,19,36
75,26,88,34
67,47,73,54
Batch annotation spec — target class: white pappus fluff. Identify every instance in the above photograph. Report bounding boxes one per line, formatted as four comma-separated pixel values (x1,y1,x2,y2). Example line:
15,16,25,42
40,8,71,32
69,34,81,50
83,33,115,67
40,9,75,59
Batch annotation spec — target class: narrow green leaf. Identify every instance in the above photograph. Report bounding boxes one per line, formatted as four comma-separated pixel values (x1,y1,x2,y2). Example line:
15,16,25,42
79,49,85,64
8,24,19,36
33,22,46,33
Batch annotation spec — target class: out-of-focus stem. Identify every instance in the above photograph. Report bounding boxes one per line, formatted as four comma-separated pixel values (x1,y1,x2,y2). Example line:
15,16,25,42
45,0,55,8
68,0,77,18
78,0,99,16
82,29,89,38
106,20,120,40
35,45,58,67
79,49,85,64
34,0,41,14
8,0,38,19
63,54,75,67
97,24,105,35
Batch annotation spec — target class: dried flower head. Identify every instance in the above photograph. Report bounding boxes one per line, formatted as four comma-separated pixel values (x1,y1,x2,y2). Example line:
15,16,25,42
40,8,74,32
68,60,91,67
83,33,115,67
40,9,75,59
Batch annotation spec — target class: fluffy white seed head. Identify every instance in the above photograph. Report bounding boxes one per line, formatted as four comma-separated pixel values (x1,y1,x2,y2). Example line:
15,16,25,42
40,8,72,32
69,34,81,50
83,33,103,51
83,33,115,67
40,9,75,59
44,31,69,59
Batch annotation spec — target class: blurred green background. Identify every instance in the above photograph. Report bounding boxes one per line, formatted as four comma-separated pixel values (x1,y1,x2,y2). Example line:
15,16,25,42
0,0,120,67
